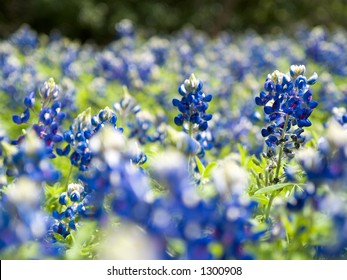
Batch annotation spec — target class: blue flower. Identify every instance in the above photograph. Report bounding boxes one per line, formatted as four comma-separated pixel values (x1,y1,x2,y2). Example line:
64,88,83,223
173,74,214,161
113,86,166,144
51,183,86,240
255,65,318,156
0,178,51,252
173,74,213,132
6,131,60,183
56,106,125,171
11,78,66,158
10,24,39,54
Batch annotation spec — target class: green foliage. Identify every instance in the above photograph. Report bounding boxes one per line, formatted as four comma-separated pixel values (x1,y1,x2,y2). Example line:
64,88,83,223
1,0,347,42
65,221,100,259
44,184,66,212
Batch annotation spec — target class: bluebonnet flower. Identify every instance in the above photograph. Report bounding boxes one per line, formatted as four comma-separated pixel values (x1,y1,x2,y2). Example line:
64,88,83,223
115,19,135,39
173,74,213,161
79,127,151,222
173,40,195,78
315,210,347,258
0,132,60,253
255,65,318,161
3,131,60,184
173,74,213,132
81,138,261,259
51,183,87,239
305,27,347,76
90,77,107,97
10,24,39,54
60,45,81,80
315,73,343,112
167,127,201,156
332,107,347,126
95,38,156,89
291,121,347,258
297,120,347,186
11,78,66,158
59,78,78,114
0,44,39,106
95,50,129,84
148,151,261,259
0,44,21,80
147,37,170,66
58,104,149,172
113,86,166,144
0,178,52,252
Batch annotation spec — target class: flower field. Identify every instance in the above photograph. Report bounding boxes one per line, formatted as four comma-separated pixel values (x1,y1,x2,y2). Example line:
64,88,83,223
1,22,347,260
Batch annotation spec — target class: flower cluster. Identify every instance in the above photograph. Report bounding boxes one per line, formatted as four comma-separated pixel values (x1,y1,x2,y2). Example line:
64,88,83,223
12,78,66,158
3,23,347,260
173,74,213,159
79,128,261,259
51,183,87,239
173,74,213,132
3,131,60,184
0,132,60,252
255,65,318,158
10,24,39,54
0,178,50,251
79,127,150,221
298,120,347,186
58,106,121,171
113,87,166,145
332,107,347,127
305,26,347,76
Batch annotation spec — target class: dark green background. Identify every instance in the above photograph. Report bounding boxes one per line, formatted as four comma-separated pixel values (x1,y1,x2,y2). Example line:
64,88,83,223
1,0,347,43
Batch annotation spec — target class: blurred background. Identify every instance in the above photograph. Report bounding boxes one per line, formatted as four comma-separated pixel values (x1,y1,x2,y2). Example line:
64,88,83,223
1,0,347,43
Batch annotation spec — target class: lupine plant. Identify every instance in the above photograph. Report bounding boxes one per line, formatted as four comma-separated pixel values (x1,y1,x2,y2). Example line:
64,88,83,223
254,65,318,219
1,24,347,260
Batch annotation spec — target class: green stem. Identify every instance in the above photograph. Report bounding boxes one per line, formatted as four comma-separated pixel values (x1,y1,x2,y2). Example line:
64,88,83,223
275,114,290,180
266,114,290,219
187,105,194,176
265,194,275,221
64,164,74,192
58,163,73,213
188,105,193,137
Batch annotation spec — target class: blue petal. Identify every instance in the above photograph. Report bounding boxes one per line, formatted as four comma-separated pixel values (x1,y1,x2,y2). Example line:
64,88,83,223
12,115,22,124
198,121,208,131
261,128,270,137
264,106,273,114
174,115,184,126
202,114,212,121
307,72,318,85
172,98,180,106
255,96,263,106
178,85,186,96
203,94,212,102
21,108,30,123
308,100,318,109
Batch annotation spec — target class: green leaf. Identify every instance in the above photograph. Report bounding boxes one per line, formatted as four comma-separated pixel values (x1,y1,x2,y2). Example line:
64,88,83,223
237,143,248,166
195,156,205,175
53,233,66,243
202,161,217,179
254,183,295,195
251,194,269,205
